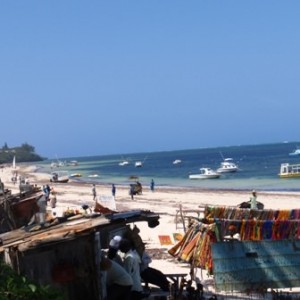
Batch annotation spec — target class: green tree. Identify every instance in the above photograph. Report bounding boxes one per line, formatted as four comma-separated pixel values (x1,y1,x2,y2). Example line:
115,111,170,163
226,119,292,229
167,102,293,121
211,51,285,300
0,262,65,300
20,143,35,153
2,143,8,150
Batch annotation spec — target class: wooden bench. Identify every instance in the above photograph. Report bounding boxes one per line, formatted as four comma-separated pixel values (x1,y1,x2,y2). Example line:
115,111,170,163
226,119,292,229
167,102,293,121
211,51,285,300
165,273,187,293
142,273,187,299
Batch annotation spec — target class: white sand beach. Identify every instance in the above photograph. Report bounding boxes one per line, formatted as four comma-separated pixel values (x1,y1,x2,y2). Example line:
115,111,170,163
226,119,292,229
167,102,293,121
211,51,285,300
2,164,300,297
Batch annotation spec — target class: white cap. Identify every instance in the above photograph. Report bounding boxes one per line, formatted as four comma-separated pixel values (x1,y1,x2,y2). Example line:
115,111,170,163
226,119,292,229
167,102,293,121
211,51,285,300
109,235,122,249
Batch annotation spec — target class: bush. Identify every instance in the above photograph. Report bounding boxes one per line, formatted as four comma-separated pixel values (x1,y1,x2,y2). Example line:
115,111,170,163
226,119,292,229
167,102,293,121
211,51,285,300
0,262,65,300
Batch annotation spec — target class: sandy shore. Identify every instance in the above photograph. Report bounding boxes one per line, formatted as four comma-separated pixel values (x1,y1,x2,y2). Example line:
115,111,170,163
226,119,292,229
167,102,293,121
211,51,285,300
2,164,300,297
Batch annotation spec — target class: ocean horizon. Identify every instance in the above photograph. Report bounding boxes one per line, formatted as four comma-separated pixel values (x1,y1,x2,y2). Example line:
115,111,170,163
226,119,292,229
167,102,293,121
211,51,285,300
35,141,300,192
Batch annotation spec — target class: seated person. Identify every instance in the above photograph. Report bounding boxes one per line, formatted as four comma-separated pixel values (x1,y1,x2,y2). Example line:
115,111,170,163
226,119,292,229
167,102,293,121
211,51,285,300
100,256,132,300
140,251,170,292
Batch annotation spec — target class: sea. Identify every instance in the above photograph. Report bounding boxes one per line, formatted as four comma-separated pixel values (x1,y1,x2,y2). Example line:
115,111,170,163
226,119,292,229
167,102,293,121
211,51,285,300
35,141,300,192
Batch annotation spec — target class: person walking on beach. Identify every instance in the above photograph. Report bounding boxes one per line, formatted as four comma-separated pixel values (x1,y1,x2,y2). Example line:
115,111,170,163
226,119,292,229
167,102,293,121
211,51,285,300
150,179,155,192
250,190,258,209
49,187,57,208
130,185,135,200
92,184,97,201
112,184,116,198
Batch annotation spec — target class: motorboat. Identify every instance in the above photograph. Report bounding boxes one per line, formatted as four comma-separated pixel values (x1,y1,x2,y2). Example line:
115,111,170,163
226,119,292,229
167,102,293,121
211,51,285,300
135,156,147,168
289,149,300,156
50,162,58,168
135,161,143,168
217,158,238,173
119,160,129,166
50,171,69,183
88,174,99,178
189,168,221,179
70,173,82,178
50,159,66,168
279,163,300,178
173,159,182,165
67,160,79,166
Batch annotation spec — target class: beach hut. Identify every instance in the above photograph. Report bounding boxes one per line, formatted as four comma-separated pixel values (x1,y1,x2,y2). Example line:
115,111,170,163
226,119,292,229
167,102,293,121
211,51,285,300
0,209,160,300
0,184,42,233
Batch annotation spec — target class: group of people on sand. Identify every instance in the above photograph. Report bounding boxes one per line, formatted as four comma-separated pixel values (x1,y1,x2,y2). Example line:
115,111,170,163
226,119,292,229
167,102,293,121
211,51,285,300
92,179,156,202
92,184,117,202
42,184,57,209
28,185,57,227
100,234,169,300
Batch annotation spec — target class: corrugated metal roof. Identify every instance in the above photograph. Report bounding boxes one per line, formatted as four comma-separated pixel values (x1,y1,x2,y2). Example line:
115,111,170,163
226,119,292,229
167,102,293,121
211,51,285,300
0,210,160,252
212,240,300,292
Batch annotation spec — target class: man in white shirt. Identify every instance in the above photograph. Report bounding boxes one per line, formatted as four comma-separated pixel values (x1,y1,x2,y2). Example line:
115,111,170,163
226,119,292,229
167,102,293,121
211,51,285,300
100,257,132,300
119,239,144,300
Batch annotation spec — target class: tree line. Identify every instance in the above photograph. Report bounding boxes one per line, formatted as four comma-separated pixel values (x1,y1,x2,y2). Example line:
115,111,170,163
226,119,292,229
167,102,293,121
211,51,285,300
0,143,44,164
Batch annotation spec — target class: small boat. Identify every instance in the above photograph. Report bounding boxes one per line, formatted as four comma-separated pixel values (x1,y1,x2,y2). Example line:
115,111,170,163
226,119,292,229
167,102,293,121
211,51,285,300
135,156,147,168
12,155,16,169
135,161,143,167
50,158,66,168
119,160,129,166
50,162,58,168
289,149,300,156
88,174,99,178
173,159,182,165
189,168,221,179
67,160,79,166
50,171,69,183
279,163,300,178
70,173,82,178
217,158,238,173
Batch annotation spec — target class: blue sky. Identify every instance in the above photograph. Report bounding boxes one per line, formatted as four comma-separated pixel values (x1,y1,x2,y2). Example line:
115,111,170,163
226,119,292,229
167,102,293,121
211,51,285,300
1,1,300,159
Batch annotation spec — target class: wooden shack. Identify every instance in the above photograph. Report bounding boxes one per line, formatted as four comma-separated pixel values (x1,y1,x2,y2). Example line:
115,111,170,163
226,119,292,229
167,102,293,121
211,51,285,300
0,184,42,232
0,209,160,300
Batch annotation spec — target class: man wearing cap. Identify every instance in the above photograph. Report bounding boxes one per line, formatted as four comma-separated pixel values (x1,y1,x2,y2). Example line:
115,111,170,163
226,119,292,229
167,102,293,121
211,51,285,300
107,236,123,265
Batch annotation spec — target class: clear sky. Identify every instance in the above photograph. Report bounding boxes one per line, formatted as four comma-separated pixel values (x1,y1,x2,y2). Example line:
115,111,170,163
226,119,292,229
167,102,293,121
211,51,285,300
1,1,300,159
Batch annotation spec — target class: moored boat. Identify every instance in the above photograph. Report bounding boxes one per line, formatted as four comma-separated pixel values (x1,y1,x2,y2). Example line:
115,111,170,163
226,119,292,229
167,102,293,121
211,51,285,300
70,173,82,178
278,163,300,178
173,159,182,165
50,171,69,183
217,158,238,173
289,149,300,156
189,167,221,179
135,161,143,167
67,160,79,166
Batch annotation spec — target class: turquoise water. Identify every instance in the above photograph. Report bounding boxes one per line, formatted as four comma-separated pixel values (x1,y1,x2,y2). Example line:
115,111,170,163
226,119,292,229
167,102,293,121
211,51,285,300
36,142,300,191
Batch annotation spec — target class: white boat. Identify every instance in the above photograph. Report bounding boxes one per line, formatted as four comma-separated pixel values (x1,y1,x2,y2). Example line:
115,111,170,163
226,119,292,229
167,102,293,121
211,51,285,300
70,173,82,178
189,168,221,179
135,161,143,167
50,162,58,168
217,158,238,173
88,174,99,178
279,163,300,178
50,171,69,183
289,149,300,156
68,160,78,166
12,155,16,169
135,156,147,168
50,158,66,168
173,159,182,165
119,160,129,166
